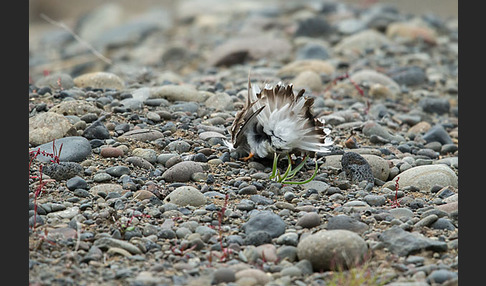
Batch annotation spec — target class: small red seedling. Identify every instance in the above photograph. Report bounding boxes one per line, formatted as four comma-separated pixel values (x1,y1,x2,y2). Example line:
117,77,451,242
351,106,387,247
390,176,401,208
29,139,63,230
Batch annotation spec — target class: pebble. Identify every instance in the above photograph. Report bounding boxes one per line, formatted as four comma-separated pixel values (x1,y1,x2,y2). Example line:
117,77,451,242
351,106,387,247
326,214,369,234
35,73,74,90
386,21,437,44
212,268,236,284
164,186,206,207
150,85,208,102
117,129,164,142
297,229,368,271
33,136,91,163
29,112,76,146
66,176,88,190
277,59,335,77
235,268,271,285
131,148,157,163
52,99,96,118
73,72,125,90
422,124,453,145
161,161,203,182
125,156,154,170
426,269,458,284
334,29,392,55
93,237,142,254
378,226,447,256
296,212,321,228
243,210,286,238
362,121,405,143
384,164,458,192
100,146,124,158
83,120,110,140
105,166,131,177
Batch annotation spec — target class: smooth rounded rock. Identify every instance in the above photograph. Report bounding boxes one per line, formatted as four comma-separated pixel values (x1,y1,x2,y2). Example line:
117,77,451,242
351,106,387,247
384,164,457,192
29,112,76,146
165,186,206,207
73,72,125,90
243,210,286,238
297,229,368,271
296,212,321,228
161,161,203,182
33,136,91,163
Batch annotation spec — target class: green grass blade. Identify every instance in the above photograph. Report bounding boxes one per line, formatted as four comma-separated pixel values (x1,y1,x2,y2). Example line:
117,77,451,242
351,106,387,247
282,160,318,185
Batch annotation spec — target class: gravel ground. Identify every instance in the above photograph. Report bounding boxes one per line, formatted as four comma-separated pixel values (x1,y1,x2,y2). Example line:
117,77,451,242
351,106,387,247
29,1,458,285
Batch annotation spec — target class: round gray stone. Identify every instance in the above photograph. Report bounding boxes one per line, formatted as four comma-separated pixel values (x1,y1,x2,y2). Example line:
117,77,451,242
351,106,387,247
165,186,206,207
297,229,368,271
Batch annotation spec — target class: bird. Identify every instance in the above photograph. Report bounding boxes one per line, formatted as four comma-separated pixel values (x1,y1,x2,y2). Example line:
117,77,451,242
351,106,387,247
224,76,332,182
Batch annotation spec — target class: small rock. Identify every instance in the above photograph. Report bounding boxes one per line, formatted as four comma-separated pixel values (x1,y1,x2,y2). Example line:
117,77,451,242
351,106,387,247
362,121,405,143
73,72,125,90
105,166,131,177
297,229,368,271
165,186,206,206
132,148,157,164
296,212,321,228
384,164,457,192
150,85,208,102
243,210,286,238
83,121,110,140
212,268,236,284
426,269,458,284
118,129,164,142
378,226,447,256
93,237,142,254
49,100,103,117
29,112,76,146
334,29,392,55
419,97,450,114
277,59,335,77
33,136,91,163
386,21,437,44
326,214,369,234
161,161,203,182
235,269,271,285
422,124,453,145
292,70,323,92
100,146,124,158
66,176,88,190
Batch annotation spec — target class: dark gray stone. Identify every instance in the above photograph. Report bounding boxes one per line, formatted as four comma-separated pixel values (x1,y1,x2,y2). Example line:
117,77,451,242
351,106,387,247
422,124,453,145
66,176,88,190
243,210,286,238
419,97,450,114
33,136,92,163
244,230,272,246
105,166,131,177
326,214,369,234
83,121,110,140
379,226,448,256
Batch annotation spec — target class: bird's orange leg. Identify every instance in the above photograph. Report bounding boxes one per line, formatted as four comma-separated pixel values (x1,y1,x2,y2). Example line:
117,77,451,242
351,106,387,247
240,152,254,161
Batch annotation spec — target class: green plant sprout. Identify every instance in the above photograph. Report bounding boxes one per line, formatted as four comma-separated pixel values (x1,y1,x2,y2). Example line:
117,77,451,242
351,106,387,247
268,153,318,184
